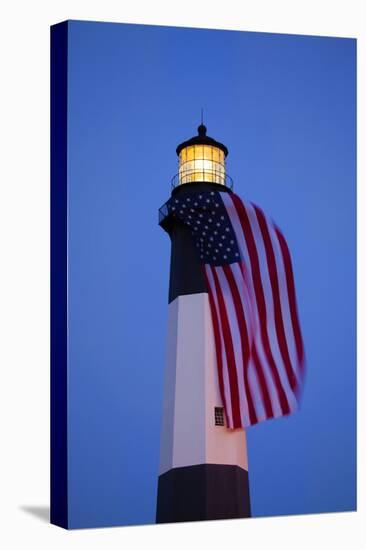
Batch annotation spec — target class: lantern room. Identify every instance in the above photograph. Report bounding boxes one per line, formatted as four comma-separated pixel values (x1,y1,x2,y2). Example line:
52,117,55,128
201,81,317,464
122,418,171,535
174,124,232,188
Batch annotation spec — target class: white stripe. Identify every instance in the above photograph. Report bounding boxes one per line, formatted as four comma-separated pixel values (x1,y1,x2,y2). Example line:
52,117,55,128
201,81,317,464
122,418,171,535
205,265,234,428
216,266,250,427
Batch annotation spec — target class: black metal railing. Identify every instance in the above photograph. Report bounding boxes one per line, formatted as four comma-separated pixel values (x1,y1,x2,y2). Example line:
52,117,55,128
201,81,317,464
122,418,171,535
158,203,169,225
170,169,234,191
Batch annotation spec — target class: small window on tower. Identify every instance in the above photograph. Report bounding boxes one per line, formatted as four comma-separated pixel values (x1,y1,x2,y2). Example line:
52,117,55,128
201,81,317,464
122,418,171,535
214,407,225,426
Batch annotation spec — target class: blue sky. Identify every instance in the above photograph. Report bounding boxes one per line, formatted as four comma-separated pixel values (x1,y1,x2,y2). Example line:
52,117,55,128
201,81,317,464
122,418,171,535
66,20,356,527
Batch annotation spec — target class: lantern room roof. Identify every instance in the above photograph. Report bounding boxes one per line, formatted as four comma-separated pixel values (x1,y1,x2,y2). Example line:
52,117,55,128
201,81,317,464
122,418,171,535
176,124,229,157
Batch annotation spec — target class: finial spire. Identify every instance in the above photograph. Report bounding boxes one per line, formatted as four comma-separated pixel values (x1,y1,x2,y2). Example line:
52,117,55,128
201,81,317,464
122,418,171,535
198,108,207,135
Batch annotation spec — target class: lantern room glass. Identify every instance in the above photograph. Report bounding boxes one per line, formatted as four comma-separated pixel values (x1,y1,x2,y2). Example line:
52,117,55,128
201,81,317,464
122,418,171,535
178,145,226,185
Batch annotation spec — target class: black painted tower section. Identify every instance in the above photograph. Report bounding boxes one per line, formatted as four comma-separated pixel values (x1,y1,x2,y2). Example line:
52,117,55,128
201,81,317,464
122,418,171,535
160,183,231,303
157,464,250,523
157,182,251,523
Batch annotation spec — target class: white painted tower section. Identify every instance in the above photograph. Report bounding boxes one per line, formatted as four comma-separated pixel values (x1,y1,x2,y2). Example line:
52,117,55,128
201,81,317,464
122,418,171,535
159,292,248,476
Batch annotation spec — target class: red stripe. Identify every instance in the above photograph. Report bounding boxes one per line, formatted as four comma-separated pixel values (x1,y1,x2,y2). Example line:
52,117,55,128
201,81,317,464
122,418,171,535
203,267,229,423
230,193,291,415
275,227,305,374
254,205,298,392
222,264,258,425
211,267,242,428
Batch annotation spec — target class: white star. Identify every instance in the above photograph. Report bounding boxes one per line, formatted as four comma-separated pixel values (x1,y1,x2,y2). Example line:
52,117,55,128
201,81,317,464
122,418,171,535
224,255,227,259
225,228,230,232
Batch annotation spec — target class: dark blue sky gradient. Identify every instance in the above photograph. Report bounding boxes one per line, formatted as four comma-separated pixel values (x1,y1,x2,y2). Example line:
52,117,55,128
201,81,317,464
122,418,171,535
66,20,356,527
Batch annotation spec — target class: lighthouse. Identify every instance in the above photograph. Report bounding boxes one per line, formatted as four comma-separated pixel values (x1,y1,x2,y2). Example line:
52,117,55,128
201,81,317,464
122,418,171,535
156,124,251,523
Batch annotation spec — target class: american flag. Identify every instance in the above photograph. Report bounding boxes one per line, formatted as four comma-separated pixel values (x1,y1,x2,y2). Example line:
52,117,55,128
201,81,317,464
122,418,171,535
163,189,305,429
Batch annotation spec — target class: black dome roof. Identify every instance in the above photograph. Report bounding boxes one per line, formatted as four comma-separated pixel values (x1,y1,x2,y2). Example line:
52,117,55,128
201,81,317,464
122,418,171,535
176,124,229,157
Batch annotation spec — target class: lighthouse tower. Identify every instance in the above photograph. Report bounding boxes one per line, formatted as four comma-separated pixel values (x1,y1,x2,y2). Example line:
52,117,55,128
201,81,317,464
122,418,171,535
156,125,251,523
